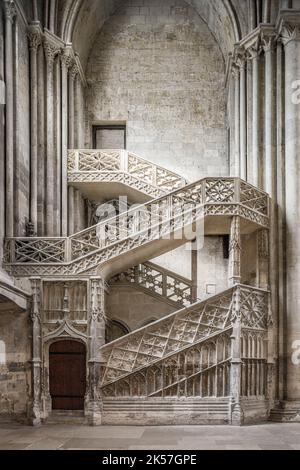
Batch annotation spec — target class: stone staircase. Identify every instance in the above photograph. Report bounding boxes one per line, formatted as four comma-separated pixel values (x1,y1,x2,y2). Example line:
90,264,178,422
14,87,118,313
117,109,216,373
4,171,268,280
3,150,271,425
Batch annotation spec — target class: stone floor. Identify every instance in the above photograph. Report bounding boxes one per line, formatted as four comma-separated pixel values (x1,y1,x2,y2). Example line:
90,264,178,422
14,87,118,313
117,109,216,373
0,423,300,450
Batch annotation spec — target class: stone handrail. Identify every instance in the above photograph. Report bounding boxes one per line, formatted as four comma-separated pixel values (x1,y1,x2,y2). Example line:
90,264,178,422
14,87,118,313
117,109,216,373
3,178,269,276
100,285,269,387
68,149,187,194
109,261,194,307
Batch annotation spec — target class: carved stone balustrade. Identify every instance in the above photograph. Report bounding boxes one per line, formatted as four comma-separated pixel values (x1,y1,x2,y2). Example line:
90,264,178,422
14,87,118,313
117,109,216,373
68,149,187,199
3,178,269,278
110,261,193,307
100,285,269,400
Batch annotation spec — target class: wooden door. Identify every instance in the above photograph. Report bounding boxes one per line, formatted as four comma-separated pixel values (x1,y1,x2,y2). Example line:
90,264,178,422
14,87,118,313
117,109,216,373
49,340,86,410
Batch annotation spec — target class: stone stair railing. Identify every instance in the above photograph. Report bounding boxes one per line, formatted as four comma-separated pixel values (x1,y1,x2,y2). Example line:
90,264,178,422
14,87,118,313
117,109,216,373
100,285,269,393
109,261,194,307
4,178,269,277
68,149,187,198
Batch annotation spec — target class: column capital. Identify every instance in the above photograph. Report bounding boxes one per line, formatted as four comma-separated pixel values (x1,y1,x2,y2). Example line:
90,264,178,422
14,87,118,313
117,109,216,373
43,29,63,65
247,38,262,60
61,47,74,70
27,23,42,51
3,0,16,23
277,12,300,45
261,33,277,53
44,39,61,65
70,62,79,81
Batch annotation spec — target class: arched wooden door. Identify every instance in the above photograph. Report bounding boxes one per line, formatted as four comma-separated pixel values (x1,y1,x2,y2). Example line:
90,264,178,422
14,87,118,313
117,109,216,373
49,340,86,410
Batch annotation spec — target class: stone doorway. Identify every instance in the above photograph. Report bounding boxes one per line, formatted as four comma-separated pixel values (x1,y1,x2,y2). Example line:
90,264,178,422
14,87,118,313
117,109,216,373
49,340,86,411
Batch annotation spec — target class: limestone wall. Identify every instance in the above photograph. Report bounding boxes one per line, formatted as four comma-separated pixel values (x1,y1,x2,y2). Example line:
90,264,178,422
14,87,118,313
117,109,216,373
106,285,176,333
0,311,31,420
85,0,228,182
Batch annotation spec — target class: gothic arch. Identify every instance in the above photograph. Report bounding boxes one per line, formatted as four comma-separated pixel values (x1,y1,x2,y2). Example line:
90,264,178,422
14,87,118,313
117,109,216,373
51,0,244,69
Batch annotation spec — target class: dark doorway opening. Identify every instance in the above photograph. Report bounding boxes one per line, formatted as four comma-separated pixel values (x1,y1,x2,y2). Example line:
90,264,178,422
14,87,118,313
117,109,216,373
49,340,86,410
93,124,126,149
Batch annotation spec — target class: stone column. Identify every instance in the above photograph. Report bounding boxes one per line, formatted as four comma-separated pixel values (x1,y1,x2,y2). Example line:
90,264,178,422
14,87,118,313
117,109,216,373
262,32,278,407
44,39,60,236
263,35,277,198
263,0,271,23
28,24,41,234
232,64,240,177
68,64,77,235
280,18,300,408
29,277,42,426
239,55,247,181
229,216,241,286
61,49,72,237
85,277,106,426
249,41,262,188
3,0,16,237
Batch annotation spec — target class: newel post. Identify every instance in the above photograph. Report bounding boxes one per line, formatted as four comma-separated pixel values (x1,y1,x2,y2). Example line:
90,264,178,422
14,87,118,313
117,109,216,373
28,277,43,426
230,286,244,425
85,277,106,426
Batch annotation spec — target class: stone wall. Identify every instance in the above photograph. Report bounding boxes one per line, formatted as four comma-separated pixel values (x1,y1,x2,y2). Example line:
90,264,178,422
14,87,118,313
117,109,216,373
0,311,31,421
85,0,228,183
106,285,176,333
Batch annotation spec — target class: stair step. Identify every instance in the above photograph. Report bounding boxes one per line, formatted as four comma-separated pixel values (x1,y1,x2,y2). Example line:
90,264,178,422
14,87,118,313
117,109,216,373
45,410,86,425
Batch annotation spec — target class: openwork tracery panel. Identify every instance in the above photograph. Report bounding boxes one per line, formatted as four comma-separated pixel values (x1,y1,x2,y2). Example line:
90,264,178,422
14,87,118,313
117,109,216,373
4,178,269,277
110,262,193,307
101,330,232,398
100,288,234,386
42,280,88,336
100,286,269,395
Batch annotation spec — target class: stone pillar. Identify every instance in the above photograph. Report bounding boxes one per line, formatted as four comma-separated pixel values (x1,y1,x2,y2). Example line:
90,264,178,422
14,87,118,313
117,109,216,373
61,49,72,237
279,17,300,408
263,35,277,198
37,43,45,235
54,56,61,236
28,24,41,234
262,32,278,407
232,64,240,177
239,55,247,181
68,64,77,235
249,41,262,188
263,0,271,23
29,277,42,426
85,277,106,426
3,0,16,237
230,287,244,425
44,38,60,236
229,216,241,286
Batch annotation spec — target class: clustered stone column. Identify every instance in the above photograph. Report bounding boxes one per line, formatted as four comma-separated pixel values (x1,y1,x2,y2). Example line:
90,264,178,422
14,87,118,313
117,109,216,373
3,0,16,237
44,38,60,236
280,16,300,406
28,24,42,234
248,40,261,188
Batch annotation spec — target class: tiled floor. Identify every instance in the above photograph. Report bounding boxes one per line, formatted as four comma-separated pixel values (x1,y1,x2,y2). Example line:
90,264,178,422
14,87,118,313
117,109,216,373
0,423,300,450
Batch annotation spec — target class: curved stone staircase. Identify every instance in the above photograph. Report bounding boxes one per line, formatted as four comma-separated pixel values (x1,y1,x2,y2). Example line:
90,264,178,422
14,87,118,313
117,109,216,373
3,150,271,425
